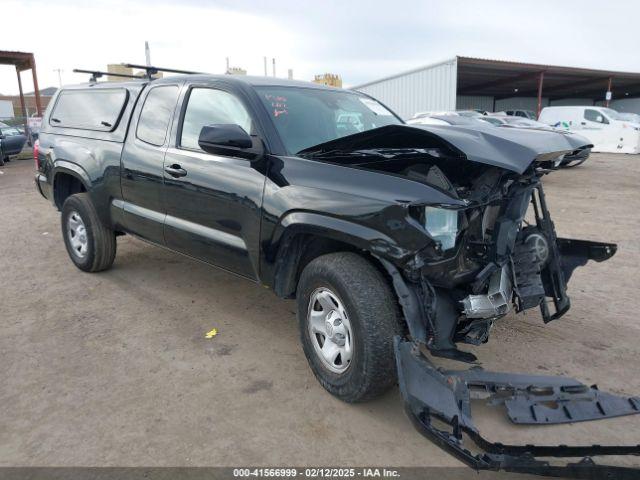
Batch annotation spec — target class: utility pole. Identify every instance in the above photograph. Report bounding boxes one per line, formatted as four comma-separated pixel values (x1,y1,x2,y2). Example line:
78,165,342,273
272,58,276,77
145,41,151,66
53,68,63,87
263,57,268,76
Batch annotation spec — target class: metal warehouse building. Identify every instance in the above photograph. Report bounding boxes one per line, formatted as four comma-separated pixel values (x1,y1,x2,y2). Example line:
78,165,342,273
353,56,640,120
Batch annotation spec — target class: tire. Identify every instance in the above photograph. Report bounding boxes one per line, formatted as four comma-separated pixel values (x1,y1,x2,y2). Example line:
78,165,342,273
297,252,403,403
61,193,116,272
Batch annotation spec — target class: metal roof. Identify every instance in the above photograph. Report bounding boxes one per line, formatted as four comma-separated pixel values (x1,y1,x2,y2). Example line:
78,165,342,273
456,56,640,100
0,50,35,71
354,56,640,100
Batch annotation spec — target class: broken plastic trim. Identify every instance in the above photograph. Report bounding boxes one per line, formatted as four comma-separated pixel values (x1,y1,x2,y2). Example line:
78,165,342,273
394,338,640,479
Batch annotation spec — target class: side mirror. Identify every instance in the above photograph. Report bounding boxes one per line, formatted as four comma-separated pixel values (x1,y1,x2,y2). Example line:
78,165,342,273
596,115,604,123
198,124,262,160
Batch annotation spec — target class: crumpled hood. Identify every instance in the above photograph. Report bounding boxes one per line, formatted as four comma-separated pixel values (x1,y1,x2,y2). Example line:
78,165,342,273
299,124,592,174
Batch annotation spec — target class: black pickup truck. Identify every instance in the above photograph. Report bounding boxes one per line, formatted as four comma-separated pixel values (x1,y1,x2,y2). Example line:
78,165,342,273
35,73,639,477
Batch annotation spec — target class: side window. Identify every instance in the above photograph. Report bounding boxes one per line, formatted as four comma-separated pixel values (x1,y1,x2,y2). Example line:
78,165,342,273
136,86,180,146
584,109,609,124
180,88,252,150
50,89,128,131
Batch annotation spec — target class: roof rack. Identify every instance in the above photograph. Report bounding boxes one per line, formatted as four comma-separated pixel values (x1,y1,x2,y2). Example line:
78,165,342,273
123,63,204,79
73,69,142,83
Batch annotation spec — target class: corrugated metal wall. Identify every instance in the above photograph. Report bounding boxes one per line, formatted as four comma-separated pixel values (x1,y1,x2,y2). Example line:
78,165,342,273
495,97,549,112
548,98,595,106
607,97,640,113
354,58,457,119
456,95,494,112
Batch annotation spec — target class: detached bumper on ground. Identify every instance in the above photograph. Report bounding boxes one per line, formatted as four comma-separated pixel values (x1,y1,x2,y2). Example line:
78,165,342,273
394,338,640,478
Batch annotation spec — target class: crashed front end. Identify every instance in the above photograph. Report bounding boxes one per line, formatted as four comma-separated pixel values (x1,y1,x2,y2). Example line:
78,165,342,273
399,165,615,362
300,124,637,477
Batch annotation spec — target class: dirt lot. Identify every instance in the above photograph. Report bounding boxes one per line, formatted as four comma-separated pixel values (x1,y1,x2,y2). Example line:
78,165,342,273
0,153,639,468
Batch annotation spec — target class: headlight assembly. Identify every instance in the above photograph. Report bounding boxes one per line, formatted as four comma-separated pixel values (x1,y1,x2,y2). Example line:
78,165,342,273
424,206,459,251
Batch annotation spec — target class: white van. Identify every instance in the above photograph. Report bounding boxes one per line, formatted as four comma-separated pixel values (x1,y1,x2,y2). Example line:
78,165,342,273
538,106,640,154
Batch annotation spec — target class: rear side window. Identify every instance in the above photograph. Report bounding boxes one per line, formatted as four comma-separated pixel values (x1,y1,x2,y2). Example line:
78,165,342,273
50,89,128,131
136,86,179,146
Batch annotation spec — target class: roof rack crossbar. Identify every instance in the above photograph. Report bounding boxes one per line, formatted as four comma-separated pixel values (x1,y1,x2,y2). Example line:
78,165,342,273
73,68,142,83
123,63,204,79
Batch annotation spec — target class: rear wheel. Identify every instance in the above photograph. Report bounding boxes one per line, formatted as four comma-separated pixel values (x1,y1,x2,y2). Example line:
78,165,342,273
297,252,403,403
61,193,116,272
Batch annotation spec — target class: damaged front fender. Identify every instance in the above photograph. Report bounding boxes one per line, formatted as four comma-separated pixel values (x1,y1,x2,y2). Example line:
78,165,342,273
394,338,640,478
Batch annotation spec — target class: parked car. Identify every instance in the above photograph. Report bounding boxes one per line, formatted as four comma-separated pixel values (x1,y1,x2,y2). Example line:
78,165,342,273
505,109,537,119
478,115,508,126
496,117,592,167
539,106,640,154
0,126,27,166
35,74,637,476
408,110,484,124
409,110,458,122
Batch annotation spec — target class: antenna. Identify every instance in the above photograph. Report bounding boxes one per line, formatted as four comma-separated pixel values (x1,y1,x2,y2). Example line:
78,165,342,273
123,63,204,79
73,69,141,83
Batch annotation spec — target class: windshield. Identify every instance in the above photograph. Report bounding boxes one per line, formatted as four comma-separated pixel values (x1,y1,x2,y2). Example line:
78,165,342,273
600,108,623,121
255,86,401,154
0,127,22,136
617,112,640,123
479,117,504,126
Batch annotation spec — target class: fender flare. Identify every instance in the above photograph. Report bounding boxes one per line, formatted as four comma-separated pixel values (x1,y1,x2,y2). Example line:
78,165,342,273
270,211,404,297
52,159,92,192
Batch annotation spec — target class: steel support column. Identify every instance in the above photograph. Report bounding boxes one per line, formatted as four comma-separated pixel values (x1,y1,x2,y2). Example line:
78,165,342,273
536,72,545,118
15,67,27,126
30,54,43,116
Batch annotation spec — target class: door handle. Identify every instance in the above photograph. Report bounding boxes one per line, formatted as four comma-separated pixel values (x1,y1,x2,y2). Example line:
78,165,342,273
581,122,586,126
165,164,187,178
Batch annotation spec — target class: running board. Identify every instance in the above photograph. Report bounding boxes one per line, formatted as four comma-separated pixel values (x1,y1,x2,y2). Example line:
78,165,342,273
394,338,640,479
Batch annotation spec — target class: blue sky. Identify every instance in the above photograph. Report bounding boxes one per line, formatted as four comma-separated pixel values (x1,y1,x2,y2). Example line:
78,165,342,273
1,0,639,94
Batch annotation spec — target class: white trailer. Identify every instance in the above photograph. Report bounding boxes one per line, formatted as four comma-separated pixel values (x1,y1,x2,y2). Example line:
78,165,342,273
539,106,640,154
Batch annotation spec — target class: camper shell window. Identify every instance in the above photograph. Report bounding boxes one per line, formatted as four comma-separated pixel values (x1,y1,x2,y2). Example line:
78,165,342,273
49,89,128,131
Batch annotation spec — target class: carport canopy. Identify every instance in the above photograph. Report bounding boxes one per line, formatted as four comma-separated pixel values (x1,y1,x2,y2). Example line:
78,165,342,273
0,51,43,121
457,56,640,115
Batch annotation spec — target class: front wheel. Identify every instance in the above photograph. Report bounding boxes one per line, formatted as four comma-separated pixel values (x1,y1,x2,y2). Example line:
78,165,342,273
297,252,403,403
61,193,117,272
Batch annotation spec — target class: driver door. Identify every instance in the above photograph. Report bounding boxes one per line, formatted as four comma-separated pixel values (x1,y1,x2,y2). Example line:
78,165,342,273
162,85,266,280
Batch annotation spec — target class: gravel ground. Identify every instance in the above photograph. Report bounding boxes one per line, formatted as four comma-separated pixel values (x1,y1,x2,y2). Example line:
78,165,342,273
0,153,638,469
